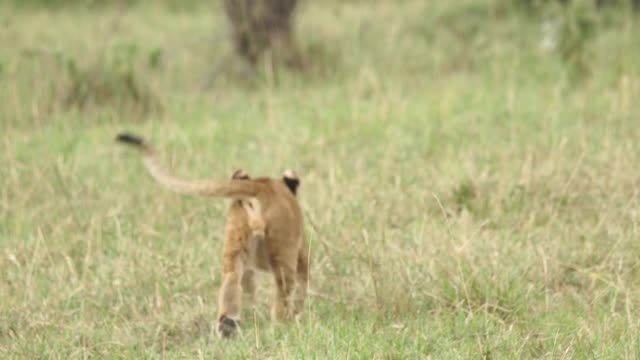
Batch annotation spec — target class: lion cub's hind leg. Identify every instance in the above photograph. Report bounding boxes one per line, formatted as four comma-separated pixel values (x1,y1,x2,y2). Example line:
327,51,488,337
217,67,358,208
269,252,299,322
216,215,261,338
216,169,263,339
293,241,309,316
216,245,247,338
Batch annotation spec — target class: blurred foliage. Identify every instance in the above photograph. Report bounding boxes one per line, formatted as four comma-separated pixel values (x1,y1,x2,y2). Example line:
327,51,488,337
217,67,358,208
510,0,636,81
513,0,640,11
62,44,162,116
555,0,599,81
7,0,205,10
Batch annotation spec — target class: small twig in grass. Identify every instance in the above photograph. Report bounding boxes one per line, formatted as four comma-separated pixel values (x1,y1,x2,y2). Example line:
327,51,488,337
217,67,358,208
52,162,82,230
303,208,348,256
516,334,532,358
533,245,550,311
431,192,453,240
253,310,260,350
560,151,586,196
307,288,363,312
362,229,385,323
432,192,473,312
200,51,233,91
25,227,43,302
307,289,340,304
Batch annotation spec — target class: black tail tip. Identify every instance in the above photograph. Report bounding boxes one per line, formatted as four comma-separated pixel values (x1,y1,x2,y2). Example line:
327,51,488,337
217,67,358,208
116,132,145,147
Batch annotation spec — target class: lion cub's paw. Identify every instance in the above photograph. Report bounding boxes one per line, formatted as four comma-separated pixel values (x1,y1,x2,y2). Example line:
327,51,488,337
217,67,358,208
217,315,239,338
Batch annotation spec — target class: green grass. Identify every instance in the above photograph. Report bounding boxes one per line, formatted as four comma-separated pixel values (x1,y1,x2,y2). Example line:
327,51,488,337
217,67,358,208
2,0,640,358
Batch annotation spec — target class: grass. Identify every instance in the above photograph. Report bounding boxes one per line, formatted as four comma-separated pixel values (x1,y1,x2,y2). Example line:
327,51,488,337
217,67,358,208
1,0,640,358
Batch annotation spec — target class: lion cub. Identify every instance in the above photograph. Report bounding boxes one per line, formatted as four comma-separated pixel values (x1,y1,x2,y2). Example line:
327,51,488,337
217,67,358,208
116,133,309,338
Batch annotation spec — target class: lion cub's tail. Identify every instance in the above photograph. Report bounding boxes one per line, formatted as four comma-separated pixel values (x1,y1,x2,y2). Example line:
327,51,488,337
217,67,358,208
116,132,260,199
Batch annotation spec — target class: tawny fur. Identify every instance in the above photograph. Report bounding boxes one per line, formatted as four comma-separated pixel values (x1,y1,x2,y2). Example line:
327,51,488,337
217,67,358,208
116,133,309,338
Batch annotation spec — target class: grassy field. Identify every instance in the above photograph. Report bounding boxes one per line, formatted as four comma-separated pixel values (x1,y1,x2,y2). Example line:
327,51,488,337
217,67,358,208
1,0,640,358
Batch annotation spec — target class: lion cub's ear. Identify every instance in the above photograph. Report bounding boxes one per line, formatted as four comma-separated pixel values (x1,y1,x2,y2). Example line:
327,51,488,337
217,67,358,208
231,169,250,180
282,169,300,195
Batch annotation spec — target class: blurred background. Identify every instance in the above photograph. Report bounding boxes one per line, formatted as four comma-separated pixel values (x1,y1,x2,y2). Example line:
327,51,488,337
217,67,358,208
1,0,639,358
2,0,638,126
